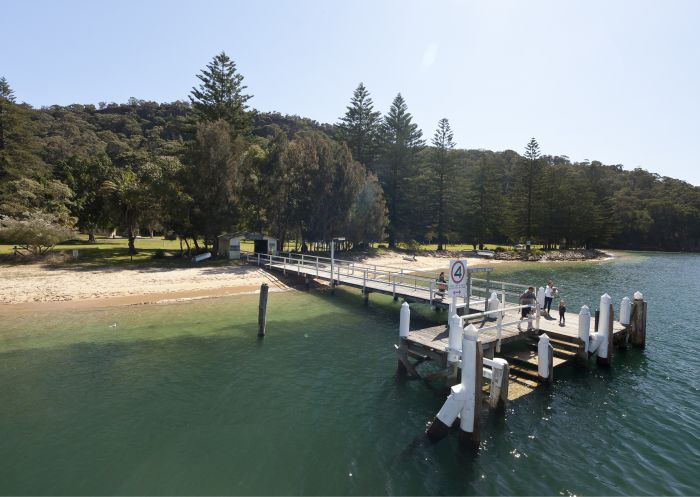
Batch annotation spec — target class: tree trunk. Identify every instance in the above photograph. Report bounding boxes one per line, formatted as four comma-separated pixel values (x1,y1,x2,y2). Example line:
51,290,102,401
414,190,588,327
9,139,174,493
128,229,136,255
88,229,96,243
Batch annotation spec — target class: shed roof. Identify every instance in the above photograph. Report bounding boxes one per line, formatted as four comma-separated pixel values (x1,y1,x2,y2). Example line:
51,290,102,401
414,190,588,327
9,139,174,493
218,231,275,241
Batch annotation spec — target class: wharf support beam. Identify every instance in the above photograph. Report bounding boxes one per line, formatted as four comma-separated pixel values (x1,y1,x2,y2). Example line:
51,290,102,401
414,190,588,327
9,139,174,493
631,291,647,348
426,324,483,450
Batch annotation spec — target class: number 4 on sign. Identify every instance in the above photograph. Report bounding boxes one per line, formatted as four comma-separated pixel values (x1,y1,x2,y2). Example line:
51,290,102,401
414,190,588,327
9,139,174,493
448,259,467,297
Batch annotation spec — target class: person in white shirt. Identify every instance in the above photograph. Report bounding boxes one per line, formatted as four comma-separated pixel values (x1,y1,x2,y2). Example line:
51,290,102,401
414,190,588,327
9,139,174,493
544,280,556,317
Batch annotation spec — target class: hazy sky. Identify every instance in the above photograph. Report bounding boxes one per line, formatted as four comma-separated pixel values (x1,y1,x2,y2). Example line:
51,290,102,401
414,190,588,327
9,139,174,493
3,0,699,185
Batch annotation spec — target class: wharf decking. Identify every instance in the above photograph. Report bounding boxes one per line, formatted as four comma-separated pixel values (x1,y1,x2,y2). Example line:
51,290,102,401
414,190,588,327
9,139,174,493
244,251,490,308
407,307,628,357
401,305,633,401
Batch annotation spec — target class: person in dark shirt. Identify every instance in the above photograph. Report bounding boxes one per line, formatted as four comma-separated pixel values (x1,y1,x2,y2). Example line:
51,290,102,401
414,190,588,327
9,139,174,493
518,286,536,331
559,298,567,326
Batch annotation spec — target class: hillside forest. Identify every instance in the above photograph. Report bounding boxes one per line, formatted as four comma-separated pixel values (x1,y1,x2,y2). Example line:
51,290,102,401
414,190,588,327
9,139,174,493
1,51,699,255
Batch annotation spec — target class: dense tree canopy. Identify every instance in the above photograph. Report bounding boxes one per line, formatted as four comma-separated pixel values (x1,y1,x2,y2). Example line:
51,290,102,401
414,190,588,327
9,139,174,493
0,57,699,257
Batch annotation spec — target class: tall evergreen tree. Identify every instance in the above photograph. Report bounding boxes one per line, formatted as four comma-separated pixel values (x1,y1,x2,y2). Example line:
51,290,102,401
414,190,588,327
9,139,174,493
0,76,15,151
464,154,509,248
376,94,424,247
186,119,245,251
510,137,543,241
337,83,381,168
429,118,456,250
189,52,253,135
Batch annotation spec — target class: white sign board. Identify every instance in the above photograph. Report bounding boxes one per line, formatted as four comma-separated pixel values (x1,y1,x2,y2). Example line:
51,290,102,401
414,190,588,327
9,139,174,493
448,259,467,297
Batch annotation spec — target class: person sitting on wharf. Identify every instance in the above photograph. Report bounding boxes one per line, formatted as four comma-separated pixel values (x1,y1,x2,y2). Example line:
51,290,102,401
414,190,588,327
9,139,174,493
437,272,447,295
559,298,567,326
518,286,537,332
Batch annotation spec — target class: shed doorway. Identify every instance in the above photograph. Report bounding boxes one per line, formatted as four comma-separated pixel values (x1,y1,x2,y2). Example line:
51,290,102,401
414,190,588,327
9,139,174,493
253,239,269,255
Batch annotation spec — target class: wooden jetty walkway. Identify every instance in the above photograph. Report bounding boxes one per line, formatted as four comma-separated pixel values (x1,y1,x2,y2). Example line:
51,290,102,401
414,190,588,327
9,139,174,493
243,251,496,310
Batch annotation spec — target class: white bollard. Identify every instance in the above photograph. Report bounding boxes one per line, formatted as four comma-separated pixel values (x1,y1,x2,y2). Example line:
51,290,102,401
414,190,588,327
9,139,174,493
435,384,467,429
597,293,612,359
399,302,410,338
537,333,552,379
537,286,545,310
447,313,462,364
489,357,509,409
488,292,499,313
428,323,478,443
578,305,591,353
620,296,632,326
459,324,479,434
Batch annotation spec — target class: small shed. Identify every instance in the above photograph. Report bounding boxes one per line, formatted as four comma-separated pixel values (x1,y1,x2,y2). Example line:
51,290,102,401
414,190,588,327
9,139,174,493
217,232,278,260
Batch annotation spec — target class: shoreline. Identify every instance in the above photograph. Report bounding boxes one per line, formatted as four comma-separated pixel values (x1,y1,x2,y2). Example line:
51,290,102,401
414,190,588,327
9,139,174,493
0,250,615,312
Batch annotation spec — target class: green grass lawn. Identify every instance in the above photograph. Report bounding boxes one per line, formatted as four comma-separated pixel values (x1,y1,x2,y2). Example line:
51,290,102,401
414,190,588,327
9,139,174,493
0,235,300,267
0,235,232,266
0,234,548,267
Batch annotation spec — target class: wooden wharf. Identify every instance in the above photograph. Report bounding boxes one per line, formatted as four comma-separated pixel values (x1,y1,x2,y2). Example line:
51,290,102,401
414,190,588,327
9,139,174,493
405,290,648,447
243,251,492,309
400,306,630,399
245,250,649,448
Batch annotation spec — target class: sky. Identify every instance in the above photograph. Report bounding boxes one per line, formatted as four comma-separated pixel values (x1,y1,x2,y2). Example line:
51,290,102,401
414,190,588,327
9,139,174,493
3,0,699,185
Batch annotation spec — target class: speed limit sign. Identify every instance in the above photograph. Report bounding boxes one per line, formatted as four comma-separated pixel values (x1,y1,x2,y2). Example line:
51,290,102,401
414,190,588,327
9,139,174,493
448,259,467,297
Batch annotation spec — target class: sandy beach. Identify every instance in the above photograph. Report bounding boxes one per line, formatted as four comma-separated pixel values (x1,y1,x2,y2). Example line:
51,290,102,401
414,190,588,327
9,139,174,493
0,263,288,310
0,252,504,310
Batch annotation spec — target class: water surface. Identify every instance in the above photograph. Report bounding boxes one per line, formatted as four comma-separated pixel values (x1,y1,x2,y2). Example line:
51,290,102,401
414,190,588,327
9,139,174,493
1,252,698,495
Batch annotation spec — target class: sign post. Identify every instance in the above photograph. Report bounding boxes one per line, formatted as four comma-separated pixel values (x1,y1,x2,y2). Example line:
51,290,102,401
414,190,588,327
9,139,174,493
448,259,468,314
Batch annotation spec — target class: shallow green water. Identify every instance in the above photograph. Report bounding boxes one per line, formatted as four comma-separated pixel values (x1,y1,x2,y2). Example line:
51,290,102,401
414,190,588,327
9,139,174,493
1,252,699,495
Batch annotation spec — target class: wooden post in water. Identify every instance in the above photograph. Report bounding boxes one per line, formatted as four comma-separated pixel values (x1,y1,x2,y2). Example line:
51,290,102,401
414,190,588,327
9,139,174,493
258,283,269,337
596,296,613,367
577,305,591,364
538,334,554,384
594,309,600,332
396,302,411,376
459,329,483,450
488,358,509,410
631,291,647,349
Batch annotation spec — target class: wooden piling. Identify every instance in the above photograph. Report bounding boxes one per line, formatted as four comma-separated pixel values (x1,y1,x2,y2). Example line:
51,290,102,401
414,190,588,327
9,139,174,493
631,298,647,348
258,283,269,337
597,303,614,367
594,309,600,332
488,360,509,410
498,362,509,408
459,341,483,449
426,416,451,442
